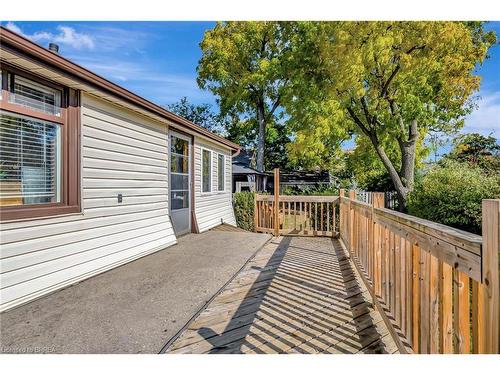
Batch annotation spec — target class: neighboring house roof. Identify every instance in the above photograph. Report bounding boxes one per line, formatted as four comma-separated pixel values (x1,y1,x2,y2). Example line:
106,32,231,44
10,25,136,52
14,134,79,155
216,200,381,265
233,149,254,166
232,149,267,175
0,26,239,152
232,164,266,175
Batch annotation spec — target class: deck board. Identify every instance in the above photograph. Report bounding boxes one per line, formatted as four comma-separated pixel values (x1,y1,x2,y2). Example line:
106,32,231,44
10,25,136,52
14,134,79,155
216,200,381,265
165,236,400,354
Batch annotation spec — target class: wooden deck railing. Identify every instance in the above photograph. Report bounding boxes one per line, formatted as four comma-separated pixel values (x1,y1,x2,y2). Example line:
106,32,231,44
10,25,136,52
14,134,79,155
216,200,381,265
254,168,339,236
338,189,499,354
254,194,339,236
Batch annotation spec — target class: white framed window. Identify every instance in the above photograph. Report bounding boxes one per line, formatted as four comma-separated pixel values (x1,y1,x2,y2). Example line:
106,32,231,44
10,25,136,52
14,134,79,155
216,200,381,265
217,153,225,191
201,148,212,193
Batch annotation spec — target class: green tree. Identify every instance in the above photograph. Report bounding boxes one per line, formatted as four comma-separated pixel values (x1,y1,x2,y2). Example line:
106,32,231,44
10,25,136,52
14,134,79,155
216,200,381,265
447,132,500,173
165,96,224,134
197,22,291,172
283,21,495,209
226,117,292,171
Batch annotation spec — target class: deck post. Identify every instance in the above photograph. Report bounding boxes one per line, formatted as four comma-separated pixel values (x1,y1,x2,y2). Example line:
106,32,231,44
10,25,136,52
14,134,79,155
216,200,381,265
253,192,258,232
348,190,356,254
339,189,345,242
477,199,499,353
371,193,384,298
274,168,280,237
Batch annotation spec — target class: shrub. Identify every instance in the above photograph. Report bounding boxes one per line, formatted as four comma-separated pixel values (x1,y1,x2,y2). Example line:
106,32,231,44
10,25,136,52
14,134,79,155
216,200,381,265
282,184,338,196
232,192,255,231
408,160,500,234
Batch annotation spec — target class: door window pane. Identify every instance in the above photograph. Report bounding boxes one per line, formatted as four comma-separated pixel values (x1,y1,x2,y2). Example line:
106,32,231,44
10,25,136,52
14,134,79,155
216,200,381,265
202,149,211,192
170,136,189,156
0,111,61,206
170,155,188,174
171,173,189,190
171,191,189,210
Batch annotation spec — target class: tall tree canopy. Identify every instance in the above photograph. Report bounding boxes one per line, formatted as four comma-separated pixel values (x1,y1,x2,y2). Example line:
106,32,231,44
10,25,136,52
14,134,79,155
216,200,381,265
197,21,290,172
165,97,223,134
283,21,495,208
446,132,500,173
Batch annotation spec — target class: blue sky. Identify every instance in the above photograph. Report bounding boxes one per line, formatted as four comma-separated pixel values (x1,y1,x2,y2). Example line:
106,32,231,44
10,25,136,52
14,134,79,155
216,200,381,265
2,21,499,140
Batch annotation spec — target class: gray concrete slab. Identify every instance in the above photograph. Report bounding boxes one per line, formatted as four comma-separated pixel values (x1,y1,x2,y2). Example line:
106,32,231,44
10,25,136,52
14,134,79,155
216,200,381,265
0,230,271,354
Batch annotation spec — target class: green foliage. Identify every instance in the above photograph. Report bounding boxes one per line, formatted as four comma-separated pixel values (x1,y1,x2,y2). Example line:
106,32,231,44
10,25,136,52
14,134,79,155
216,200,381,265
446,132,500,173
282,184,338,196
408,160,500,234
347,136,428,191
197,22,289,117
165,97,224,134
226,117,292,171
282,21,495,207
197,22,292,171
232,192,255,231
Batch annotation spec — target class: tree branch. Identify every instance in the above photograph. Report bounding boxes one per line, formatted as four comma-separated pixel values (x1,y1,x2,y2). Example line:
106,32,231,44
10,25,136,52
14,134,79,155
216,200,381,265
406,44,426,54
265,95,281,123
360,96,373,127
346,105,372,138
380,63,400,99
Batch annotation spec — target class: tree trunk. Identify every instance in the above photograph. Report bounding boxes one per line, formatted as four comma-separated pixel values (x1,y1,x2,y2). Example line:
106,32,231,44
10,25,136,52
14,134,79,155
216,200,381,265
256,100,266,172
396,119,418,209
371,141,410,210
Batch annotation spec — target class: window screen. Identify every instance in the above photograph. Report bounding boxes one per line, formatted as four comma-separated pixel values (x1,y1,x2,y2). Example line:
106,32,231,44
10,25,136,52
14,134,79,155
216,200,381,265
217,154,225,191
202,149,211,193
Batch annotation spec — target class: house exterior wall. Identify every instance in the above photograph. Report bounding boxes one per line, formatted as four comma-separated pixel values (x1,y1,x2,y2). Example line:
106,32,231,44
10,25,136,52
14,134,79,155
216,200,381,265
0,93,177,312
193,137,236,232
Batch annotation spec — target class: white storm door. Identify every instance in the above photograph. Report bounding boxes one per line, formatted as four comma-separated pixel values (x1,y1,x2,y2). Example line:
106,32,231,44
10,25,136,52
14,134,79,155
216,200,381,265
169,131,191,235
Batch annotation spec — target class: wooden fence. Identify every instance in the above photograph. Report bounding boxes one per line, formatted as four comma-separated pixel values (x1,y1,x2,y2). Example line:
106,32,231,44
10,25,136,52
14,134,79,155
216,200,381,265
339,189,499,354
356,190,399,210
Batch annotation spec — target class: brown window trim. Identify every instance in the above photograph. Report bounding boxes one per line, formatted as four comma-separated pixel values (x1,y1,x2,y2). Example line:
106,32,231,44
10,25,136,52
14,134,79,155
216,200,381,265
0,64,81,222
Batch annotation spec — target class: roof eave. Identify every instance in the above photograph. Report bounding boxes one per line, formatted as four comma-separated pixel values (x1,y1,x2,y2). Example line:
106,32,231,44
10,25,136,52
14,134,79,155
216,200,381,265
0,26,240,152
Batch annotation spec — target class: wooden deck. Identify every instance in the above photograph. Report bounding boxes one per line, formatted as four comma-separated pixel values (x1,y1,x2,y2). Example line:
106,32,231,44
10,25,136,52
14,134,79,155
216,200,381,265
165,236,400,354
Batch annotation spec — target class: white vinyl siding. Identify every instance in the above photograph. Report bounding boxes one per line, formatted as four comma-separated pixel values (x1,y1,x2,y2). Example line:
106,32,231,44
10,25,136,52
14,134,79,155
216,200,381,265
194,138,236,232
0,93,177,312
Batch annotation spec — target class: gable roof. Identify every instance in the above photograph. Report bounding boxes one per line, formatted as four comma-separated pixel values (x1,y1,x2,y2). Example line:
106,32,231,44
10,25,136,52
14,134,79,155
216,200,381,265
0,26,239,152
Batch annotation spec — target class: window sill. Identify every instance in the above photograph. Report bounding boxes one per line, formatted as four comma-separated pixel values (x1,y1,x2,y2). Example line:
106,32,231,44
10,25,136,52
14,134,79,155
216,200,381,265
199,190,229,197
0,204,82,223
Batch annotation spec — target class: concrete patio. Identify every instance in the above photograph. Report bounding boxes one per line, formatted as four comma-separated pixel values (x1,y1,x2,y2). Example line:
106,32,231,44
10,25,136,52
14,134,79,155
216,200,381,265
0,229,271,354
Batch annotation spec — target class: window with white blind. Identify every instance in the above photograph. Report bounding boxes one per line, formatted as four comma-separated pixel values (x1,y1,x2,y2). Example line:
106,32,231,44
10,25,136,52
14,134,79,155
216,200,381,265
0,65,80,221
217,153,225,191
202,149,212,193
0,111,61,206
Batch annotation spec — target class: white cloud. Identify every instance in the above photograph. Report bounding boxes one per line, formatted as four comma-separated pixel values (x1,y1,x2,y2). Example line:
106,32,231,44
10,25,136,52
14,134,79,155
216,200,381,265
5,21,23,35
52,26,94,49
4,22,215,105
67,55,210,104
6,22,94,50
462,91,500,137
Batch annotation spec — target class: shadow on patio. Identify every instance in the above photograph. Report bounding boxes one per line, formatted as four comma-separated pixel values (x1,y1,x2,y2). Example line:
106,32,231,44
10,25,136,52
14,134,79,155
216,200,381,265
164,236,398,354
